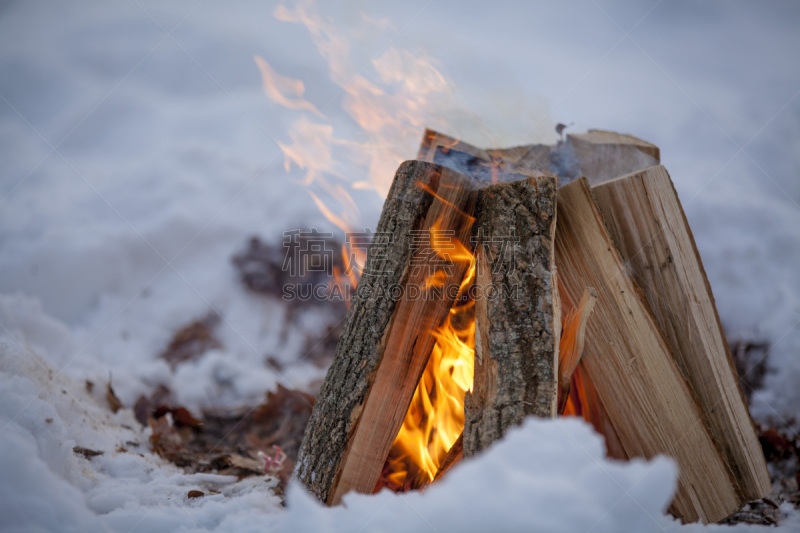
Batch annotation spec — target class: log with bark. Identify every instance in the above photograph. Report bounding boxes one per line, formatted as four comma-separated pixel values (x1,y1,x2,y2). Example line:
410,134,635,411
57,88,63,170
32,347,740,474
296,147,562,504
419,134,564,457
418,132,769,506
464,175,560,456
295,128,769,526
294,160,479,505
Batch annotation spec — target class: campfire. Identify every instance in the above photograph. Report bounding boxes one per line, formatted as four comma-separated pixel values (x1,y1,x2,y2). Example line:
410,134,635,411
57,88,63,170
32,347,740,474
293,128,770,524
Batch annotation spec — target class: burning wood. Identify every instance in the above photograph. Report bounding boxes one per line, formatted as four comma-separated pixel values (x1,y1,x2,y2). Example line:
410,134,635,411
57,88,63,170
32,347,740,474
294,128,770,524
294,160,479,505
557,287,597,415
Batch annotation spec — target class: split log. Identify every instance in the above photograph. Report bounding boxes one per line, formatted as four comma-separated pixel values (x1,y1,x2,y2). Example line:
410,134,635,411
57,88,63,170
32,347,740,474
561,363,628,460
567,129,659,184
419,128,548,180
418,128,552,176
557,287,597,414
555,177,742,523
591,165,770,500
557,283,627,461
433,434,463,483
420,127,660,185
488,144,553,175
430,146,546,185
463,176,559,456
417,128,491,162
294,160,479,505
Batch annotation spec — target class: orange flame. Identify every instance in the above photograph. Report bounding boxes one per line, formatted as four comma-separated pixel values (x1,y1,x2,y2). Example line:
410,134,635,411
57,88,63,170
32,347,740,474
379,219,476,491
256,0,560,490
256,1,460,298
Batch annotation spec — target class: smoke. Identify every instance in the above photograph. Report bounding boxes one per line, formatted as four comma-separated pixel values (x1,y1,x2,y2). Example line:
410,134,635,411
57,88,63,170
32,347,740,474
257,0,553,231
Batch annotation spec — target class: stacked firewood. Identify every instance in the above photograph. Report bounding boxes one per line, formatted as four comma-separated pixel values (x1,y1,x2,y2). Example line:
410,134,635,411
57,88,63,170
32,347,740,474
294,129,770,524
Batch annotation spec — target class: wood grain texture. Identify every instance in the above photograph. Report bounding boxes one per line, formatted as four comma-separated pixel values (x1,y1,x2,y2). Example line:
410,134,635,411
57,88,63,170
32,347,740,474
418,127,661,186
555,178,742,523
464,176,560,456
487,144,553,175
294,160,439,502
419,129,549,181
295,160,480,505
567,129,660,184
557,287,597,414
592,165,770,501
431,146,545,183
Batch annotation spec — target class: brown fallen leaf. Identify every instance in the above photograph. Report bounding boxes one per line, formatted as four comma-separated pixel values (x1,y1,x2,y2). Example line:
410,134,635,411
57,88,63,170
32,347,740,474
159,312,222,369
187,490,205,499
153,406,203,429
106,378,123,414
143,384,315,501
73,446,104,459
149,417,193,467
134,384,172,426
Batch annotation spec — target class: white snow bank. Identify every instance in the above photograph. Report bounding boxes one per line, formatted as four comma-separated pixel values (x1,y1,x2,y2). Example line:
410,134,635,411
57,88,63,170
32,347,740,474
3,307,799,532
0,341,285,533
1,0,799,531
281,418,677,533
0,335,682,533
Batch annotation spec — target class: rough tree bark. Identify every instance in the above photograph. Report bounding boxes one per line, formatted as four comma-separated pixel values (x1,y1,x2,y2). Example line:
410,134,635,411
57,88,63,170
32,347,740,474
463,176,560,456
294,160,479,505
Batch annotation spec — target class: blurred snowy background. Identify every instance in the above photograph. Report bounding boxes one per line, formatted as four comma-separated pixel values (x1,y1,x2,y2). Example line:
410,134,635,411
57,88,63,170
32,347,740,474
1,1,799,531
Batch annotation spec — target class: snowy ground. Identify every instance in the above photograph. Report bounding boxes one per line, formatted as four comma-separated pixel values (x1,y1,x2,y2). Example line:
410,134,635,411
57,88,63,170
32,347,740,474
1,1,799,531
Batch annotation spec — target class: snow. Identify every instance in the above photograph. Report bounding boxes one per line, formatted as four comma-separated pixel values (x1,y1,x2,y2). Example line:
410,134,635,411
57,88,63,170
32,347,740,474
1,0,799,531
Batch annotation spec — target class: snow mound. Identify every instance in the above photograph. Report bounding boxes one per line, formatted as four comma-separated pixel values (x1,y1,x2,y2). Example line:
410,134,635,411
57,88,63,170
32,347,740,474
282,418,677,533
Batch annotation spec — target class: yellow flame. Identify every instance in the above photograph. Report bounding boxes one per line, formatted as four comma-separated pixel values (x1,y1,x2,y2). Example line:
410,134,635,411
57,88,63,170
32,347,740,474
258,1,494,491
380,221,476,491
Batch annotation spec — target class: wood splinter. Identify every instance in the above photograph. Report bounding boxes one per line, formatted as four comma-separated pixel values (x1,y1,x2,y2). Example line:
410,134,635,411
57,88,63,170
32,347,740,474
432,434,463,483
557,286,598,414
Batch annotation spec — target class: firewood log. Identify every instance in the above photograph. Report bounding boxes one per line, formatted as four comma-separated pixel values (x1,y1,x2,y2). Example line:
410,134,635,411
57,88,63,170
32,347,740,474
417,128,491,162
294,160,479,505
567,129,659,184
464,176,560,456
555,177,742,523
591,165,770,501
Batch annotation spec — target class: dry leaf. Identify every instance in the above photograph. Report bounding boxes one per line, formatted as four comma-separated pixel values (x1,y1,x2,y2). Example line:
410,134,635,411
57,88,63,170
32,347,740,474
106,378,123,413
73,446,103,459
